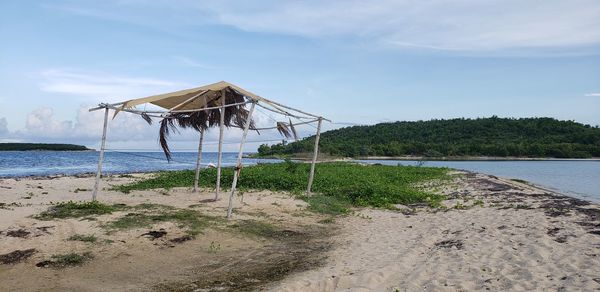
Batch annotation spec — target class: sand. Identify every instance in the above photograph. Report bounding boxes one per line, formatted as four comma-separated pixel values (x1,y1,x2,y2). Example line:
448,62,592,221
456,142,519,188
269,172,600,291
1,171,599,291
0,174,329,291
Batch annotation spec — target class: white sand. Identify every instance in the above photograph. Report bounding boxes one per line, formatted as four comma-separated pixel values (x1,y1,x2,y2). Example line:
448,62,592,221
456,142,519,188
270,173,600,291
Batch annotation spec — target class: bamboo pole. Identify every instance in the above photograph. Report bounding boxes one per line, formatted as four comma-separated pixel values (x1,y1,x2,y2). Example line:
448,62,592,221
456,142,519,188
193,128,205,193
306,118,323,194
89,100,251,114
215,93,226,200
227,102,256,219
92,107,110,201
168,90,208,111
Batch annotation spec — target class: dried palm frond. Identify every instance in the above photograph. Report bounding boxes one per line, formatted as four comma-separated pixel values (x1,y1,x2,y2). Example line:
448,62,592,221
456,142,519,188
140,112,152,125
159,118,178,161
288,118,298,141
157,86,258,160
276,122,292,139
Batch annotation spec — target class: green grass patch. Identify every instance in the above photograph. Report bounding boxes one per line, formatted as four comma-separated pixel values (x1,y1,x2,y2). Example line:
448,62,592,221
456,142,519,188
104,207,219,236
115,162,448,210
300,194,351,215
67,234,97,243
35,201,119,220
47,252,93,267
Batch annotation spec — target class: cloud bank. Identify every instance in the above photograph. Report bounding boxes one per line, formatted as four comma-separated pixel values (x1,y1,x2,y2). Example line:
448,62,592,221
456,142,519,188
1,105,317,151
51,0,600,54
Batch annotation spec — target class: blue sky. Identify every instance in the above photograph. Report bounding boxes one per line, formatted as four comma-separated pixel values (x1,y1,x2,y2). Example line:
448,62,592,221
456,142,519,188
1,0,599,151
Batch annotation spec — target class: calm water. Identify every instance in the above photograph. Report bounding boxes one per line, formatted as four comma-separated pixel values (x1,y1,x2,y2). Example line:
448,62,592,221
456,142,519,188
355,159,600,203
0,151,598,203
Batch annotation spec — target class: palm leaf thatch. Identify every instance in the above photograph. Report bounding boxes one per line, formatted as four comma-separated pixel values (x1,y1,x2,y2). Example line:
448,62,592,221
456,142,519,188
140,112,153,125
275,119,299,141
276,122,292,139
288,118,298,141
158,87,257,161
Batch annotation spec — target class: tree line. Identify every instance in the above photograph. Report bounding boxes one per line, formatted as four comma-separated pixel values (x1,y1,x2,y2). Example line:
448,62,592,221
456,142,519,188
257,117,600,158
0,143,90,151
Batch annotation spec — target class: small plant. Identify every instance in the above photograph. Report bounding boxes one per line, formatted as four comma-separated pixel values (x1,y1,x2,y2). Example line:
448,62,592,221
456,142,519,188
454,202,468,210
52,252,93,266
473,199,484,207
356,213,372,220
208,241,221,253
68,234,97,243
73,188,90,193
37,252,93,268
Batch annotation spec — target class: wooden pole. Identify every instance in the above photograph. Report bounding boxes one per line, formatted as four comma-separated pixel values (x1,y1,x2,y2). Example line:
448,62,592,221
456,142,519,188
227,102,256,219
215,93,226,200
193,128,205,193
92,107,110,201
306,118,323,194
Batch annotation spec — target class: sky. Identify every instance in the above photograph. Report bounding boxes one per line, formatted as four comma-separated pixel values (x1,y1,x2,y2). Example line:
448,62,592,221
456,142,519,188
1,0,599,151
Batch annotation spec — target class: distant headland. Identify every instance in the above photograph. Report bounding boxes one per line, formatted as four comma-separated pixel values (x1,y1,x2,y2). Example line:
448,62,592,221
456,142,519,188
255,117,600,159
0,143,91,151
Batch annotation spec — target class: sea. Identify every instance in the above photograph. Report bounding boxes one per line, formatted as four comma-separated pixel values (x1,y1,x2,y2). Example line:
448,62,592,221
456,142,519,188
356,159,600,203
0,151,598,203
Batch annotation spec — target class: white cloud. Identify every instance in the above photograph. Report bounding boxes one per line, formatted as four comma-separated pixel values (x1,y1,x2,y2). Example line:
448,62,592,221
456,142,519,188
39,69,188,101
50,0,600,53
585,93,600,97
203,0,600,52
8,106,157,143
24,107,74,138
3,104,315,151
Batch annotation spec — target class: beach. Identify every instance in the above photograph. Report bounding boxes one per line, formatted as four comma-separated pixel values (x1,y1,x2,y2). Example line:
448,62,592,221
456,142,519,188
1,171,599,291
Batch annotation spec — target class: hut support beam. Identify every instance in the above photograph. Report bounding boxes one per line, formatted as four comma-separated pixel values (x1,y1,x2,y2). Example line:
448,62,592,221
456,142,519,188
306,118,323,194
92,107,109,201
193,128,205,193
227,102,256,219
215,94,226,200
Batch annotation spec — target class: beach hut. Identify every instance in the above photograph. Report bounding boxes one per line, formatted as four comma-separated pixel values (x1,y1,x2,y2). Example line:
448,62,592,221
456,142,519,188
89,81,328,218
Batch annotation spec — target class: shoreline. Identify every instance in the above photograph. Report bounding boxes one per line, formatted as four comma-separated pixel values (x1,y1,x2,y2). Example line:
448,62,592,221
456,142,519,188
355,156,600,161
250,154,600,161
2,165,599,205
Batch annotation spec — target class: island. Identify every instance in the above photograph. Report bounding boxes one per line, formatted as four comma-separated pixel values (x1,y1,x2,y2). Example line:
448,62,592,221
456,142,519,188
255,117,600,159
0,143,91,151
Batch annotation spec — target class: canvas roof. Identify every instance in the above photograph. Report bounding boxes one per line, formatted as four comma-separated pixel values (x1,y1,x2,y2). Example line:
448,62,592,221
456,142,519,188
119,81,268,111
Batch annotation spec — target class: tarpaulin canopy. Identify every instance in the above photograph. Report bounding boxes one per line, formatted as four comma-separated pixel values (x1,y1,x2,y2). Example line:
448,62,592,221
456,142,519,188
119,81,266,111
